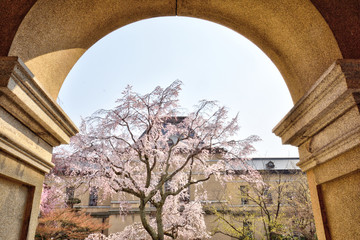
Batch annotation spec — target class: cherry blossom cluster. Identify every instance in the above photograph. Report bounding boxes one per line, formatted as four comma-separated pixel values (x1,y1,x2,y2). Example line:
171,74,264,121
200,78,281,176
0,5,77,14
53,80,260,239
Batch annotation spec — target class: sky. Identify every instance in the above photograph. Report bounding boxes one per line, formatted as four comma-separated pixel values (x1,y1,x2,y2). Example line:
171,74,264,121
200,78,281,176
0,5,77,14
58,16,298,158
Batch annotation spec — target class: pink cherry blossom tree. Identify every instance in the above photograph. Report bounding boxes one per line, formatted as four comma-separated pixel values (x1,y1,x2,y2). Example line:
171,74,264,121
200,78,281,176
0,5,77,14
39,179,65,215
55,80,260,240
39,155,71,215
39,150,83,215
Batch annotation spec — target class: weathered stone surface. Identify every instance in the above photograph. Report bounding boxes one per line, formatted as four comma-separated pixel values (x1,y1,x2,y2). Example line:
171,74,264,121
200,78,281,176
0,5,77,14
0,57,78,239
0,57,78,146
0,176,29,240
274,59,360,240
320,166,360,239
8,0,341,101
1,1,358,99
0,150,44,240
273,59,360,172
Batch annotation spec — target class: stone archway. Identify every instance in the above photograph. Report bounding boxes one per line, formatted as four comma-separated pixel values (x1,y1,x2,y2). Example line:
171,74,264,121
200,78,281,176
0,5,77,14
8,0,342,102
0,1,359,239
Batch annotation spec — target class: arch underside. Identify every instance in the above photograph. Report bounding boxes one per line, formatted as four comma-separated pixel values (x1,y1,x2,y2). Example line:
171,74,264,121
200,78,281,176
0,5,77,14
8,0,342,102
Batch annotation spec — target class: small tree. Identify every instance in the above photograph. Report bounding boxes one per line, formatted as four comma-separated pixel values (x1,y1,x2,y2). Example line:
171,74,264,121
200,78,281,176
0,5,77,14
36,208,109,240
55,80,260,240
211,208,255,240
245,172,288,239
39,151,85,215
37,149,108,239
40,181,66,215
286,173,316,239
211,170,316,240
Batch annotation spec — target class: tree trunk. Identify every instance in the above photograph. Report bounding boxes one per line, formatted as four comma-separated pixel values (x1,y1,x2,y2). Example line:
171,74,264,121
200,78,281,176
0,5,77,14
139,201,158,240
156,205,164,240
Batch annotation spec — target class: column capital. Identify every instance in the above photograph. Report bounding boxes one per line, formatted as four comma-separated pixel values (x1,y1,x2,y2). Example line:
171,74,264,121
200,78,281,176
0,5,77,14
0,56,78,172
273,59,360,171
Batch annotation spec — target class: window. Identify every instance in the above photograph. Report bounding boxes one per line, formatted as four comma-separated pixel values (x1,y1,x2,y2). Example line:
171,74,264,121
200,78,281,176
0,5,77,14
66,186,75,200
243,220,254,238
266,161,275,169
66,187,75,207
263,186,272,204
239,185,247,193
241,197,249,205
89,187,98,206
65,186,81,207
240,185,249,205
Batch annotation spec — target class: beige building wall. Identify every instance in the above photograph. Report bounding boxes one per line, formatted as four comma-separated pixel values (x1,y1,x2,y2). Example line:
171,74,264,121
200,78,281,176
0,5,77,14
71,158,303,239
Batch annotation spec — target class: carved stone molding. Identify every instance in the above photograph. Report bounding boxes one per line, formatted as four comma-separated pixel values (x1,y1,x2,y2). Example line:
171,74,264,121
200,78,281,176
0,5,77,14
0,56,78,172
273,59,360,172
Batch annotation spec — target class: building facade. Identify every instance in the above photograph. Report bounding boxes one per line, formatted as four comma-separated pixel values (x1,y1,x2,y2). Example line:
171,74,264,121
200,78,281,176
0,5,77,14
67,157,312,239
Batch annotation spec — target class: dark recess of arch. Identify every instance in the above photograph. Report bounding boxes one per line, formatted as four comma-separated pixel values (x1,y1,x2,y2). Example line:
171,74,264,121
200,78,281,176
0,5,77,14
0,0,37,56
311,0,360,59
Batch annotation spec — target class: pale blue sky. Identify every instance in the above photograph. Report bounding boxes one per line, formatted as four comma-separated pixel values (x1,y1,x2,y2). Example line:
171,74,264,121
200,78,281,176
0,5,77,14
58,16,298,157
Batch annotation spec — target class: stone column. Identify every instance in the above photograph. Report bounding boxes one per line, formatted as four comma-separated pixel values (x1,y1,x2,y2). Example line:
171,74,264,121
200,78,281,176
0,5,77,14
273,60,360,240
0,57,78,239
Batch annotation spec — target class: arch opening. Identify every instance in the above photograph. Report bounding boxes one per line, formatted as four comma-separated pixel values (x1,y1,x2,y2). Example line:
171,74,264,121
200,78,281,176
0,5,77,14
9,0,342,102
58,16,298,158
53,16,310,239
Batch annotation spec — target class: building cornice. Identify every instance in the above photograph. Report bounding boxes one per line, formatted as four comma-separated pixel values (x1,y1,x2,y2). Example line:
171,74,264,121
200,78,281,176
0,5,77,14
0,57,78,172
273,60,360,171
